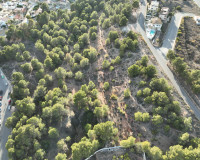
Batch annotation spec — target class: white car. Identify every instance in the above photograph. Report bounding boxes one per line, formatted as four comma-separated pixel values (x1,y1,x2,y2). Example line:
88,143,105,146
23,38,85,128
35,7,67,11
8,105,11,111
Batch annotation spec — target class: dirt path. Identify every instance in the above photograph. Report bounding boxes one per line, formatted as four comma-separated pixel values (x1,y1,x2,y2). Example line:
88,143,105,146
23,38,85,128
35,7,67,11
98,27,108,55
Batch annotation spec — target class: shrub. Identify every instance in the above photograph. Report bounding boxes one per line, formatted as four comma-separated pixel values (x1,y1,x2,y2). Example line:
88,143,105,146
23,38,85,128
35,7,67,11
142,113,150,122
48,127,59,139
152,115,163,126
90,32,97,41
75,71,83,81
109,66,114,71
80,58,89,68
110,94,118,100
128,64,140,77
127,31,138,40
145,65,157,77
104,82,110,91
21,63,33,73
139,81,146,88
140,56,148,67
108,31,119,42
111,56,121,65
164,125,170,133
102,60,110,69
142,88,151,97
176,6,181,11
102,18,111,29
119,15,128,26
137,90,142,97
120,136,136,148
94,105,109,118
134,112,143,121
124,88,131,98
66,71,73,78
106,38,111,46
132,0,139,8
114,38,121,48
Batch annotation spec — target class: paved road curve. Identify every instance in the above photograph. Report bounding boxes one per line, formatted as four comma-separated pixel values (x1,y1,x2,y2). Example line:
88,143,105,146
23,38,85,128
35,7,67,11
0,69,12,160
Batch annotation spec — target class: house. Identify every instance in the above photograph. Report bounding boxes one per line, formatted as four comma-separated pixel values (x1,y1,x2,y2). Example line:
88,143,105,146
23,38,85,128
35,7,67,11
30,8,42,18
159,7,169,21
148,1,159,12
194,16,200,25
151,17,162,31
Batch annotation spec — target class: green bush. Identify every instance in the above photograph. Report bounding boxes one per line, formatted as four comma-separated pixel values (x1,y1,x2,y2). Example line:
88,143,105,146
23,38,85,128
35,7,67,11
124,88,131,98
21,63,33,73
110,94,118,100
75,71,83,81
102,60,110,69
176,6,181,11
128,64,140,77
103,82,110,91
108,31,119,42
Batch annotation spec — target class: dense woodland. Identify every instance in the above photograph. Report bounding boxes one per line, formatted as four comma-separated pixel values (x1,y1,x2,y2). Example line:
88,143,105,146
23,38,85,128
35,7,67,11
0,0,200,159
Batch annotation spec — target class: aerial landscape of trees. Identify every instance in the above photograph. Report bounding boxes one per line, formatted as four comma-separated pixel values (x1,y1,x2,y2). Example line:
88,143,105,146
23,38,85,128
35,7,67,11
0,0,200,159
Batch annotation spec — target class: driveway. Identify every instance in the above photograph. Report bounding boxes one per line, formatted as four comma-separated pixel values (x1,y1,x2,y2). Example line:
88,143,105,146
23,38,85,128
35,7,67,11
0,69,12,160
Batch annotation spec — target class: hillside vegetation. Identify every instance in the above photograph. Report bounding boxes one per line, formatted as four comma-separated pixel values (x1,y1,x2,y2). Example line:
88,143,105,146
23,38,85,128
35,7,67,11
0,0,200,160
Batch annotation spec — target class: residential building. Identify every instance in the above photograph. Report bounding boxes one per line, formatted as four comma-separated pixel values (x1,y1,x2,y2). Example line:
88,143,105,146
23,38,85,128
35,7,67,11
151,17,162,31
148,1,159,12
30,8,42,18
159,7,169,21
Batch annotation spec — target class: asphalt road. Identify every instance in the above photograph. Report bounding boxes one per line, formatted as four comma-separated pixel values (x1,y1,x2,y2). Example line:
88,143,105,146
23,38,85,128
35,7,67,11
135,1,200,120
0,69,12,160
159,12,196,56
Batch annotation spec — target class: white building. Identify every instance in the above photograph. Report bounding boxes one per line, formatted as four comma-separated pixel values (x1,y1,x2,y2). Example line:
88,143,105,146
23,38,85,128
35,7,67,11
151,17,162,31
194,16,200,25
159,7,169,21
148,1,159,12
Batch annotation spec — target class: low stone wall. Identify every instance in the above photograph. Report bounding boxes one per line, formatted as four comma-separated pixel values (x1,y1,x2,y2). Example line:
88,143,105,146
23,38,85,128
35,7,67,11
85,146,127,160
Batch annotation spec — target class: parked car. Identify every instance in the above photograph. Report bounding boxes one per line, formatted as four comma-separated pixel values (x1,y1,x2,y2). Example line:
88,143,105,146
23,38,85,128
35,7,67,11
8,105,11,111
1,74,4,79
0,90,3,101
0,119,1,126
0,101,2,107
0,107,1,112
8,99,11,105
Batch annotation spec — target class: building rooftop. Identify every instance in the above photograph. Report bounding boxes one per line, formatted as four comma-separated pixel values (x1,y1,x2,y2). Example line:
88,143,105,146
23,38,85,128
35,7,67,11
150,1,159,7
151,17,162,24
160,7,169,15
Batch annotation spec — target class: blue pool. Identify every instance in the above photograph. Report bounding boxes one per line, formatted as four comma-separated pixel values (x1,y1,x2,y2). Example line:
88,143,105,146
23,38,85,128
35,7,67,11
150,30,155,35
